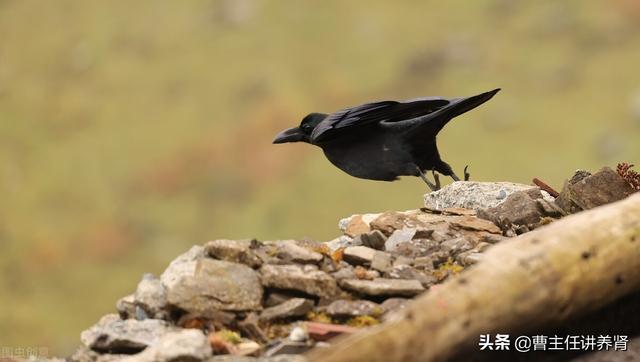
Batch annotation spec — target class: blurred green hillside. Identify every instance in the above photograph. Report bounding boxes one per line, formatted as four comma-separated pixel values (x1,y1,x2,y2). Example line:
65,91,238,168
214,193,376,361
1,0,639,356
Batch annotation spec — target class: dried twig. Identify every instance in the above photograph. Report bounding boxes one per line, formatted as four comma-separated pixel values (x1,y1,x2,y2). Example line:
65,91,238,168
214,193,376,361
532,177,559,198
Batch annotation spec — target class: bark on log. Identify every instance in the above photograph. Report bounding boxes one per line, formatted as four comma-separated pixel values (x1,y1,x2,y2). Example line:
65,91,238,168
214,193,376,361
308,193,640,362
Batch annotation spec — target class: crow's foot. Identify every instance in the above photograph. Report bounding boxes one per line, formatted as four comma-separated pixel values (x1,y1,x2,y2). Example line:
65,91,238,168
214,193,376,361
416,167,440,191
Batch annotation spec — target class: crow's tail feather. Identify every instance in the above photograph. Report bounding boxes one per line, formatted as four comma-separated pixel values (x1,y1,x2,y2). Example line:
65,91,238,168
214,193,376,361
428,88,500,132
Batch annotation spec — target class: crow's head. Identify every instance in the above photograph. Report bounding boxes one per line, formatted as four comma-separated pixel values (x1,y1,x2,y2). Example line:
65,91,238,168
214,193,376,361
273,113,327,144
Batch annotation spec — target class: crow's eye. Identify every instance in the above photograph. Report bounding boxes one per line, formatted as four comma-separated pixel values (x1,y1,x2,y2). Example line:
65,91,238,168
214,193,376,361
301,124,313,132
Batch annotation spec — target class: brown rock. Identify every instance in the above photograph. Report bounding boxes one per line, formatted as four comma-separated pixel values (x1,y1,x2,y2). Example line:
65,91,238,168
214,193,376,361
344,215,371,237
370,212,409,236
556,167,636,213
264,290,302,307
353,265,380,280
477,188,555,233
450,216,502,234
357,230,388,250
238,313,269,344
414,228,435,239
178,311,234,332
259,298,314,322
442,207,476,216
116,294,137,320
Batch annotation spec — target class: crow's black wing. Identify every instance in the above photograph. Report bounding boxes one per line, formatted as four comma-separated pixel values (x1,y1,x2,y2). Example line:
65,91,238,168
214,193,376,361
310,97,450,143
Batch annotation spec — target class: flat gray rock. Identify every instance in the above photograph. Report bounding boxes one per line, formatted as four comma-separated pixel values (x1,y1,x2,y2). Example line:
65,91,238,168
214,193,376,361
166,258,263,312
325,299,382,317
119,329,212,362
260,264,340,298
340,278,425,297
424,181,541,211
388,265,437,287
205,239,262,268
269,240,324,264
325,235,356,252
69,346,131,362
370,251,392,273
343,246,377,265
330,266,356,282
384,228,417,252
80,314,174,353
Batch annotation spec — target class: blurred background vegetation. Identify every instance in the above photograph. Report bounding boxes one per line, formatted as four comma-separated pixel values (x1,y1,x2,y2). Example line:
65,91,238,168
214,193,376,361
1,0,639,356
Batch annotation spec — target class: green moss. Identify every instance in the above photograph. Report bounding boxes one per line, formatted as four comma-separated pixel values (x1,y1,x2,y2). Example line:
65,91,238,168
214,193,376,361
306,311,333,324
215,329,242,345
346,315,380,327
433,258,464,280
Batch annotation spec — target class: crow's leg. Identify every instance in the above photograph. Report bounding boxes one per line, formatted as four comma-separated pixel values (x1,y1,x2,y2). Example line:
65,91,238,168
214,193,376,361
431,170,441,190
449,166,470,182
415,166,439,191
435,160,461,183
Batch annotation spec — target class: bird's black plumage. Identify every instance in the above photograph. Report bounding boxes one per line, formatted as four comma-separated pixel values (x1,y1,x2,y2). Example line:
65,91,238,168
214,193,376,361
273,89,500,187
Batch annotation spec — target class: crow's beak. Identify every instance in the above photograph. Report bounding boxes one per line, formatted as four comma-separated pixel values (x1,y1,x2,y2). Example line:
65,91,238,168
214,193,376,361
273,127,305,144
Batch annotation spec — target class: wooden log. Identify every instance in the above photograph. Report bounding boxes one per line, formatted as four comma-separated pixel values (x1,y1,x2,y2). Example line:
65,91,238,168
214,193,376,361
308,193,640,362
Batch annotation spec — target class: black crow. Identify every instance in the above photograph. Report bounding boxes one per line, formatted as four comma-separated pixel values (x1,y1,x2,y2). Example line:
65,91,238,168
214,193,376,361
273,89,500,190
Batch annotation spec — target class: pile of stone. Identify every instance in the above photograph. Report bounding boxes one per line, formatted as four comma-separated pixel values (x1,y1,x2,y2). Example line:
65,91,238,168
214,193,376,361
65,167,636,362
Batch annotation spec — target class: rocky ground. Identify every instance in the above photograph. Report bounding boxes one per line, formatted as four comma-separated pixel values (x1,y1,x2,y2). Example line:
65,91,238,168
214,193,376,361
42,166,639,362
